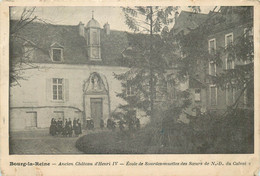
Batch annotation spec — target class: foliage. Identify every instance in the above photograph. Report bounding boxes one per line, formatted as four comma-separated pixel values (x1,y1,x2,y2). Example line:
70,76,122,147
76,108,253,154
115,6,179,119
76,6,254,155
10,7,46,87
175,6,254,110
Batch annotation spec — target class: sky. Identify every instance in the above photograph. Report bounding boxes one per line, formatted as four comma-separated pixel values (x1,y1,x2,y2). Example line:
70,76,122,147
10,6,216,32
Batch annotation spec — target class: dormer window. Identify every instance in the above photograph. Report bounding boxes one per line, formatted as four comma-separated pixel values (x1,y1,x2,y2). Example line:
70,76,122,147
50,43,64,62
52,48,62,62
23,41,35,60
24,46,35,60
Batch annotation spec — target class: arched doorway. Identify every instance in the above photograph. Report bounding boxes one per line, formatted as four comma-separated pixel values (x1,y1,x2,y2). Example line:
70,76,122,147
83,72,110,128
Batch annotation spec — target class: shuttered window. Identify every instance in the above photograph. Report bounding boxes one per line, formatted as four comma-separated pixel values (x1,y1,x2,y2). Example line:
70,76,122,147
46,78,69,102
53,78,63,100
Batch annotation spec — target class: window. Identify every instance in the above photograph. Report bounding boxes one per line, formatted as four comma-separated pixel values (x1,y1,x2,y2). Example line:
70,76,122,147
53,78,63,100
226,57,234,69
24,46,34,59
244,28,253,65
225,33,233,47
208,38,216,54
226,86,235,105
126,81,135,96
210,85,217,106
52,48,63,62
194,89,201,102
209,61,216,76
92,31,98,45
25,112,37,127
225,33,234,69
208,39,216,76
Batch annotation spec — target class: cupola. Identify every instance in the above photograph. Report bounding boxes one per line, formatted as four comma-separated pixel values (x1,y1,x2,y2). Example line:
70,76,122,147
86,18,101,29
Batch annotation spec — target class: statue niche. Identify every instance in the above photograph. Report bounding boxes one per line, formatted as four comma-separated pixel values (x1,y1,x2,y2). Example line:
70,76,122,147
84,72,108,94
91,75,101,90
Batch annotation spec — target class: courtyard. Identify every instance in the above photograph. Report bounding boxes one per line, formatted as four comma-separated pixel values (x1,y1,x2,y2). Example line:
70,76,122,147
9,128,88,154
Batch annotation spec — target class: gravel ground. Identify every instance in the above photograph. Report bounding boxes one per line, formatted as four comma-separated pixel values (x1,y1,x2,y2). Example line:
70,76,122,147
9,128,85,154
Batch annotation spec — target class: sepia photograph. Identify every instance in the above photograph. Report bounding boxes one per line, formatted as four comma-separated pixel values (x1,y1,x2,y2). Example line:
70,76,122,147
9,6,254,155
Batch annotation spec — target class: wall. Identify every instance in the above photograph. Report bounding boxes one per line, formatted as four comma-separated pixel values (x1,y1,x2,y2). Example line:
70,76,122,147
206,22,250,111
10,107,82,131
9,63,129,131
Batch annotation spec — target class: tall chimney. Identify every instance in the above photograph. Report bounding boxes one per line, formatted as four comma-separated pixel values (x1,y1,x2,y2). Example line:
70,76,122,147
103,22,110,35
175,12,179,21
79,21,85,37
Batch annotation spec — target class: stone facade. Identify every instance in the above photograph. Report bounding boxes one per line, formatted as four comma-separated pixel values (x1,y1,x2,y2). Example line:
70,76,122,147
206,23,253,111
10,64,129,130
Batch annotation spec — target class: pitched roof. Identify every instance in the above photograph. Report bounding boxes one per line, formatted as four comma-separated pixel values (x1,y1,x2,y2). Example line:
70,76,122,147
189,77,206,89
10,20,129,66
171,11,208,35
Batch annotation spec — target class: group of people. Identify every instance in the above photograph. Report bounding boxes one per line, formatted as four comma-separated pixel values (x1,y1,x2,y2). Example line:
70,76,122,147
49,118,82,137
85,118,116,130
118,117,140,131
50,117,141,135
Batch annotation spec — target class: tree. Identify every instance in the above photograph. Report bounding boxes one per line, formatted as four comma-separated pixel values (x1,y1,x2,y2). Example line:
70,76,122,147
114,6,179,120
10,7,47,87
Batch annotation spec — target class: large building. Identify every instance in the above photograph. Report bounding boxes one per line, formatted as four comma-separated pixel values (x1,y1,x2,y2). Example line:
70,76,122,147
10,7,254,130
10,15,149,131
171,7,253,117
205,7,253,111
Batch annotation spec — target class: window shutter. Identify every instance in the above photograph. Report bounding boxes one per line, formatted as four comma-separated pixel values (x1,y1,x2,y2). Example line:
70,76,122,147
65,79,69,101
46,78,52,101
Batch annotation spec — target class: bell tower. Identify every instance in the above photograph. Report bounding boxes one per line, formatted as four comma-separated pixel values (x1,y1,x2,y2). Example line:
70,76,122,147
86,11,101,60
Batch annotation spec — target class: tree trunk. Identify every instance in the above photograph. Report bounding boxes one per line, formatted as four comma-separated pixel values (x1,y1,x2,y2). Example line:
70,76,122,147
149,6,155,119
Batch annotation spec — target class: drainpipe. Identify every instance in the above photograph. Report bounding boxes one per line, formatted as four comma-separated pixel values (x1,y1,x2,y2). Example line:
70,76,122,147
83,92,86,129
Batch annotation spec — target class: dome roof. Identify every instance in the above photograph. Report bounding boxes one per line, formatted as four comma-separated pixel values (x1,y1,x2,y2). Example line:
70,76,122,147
86,18,100,29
